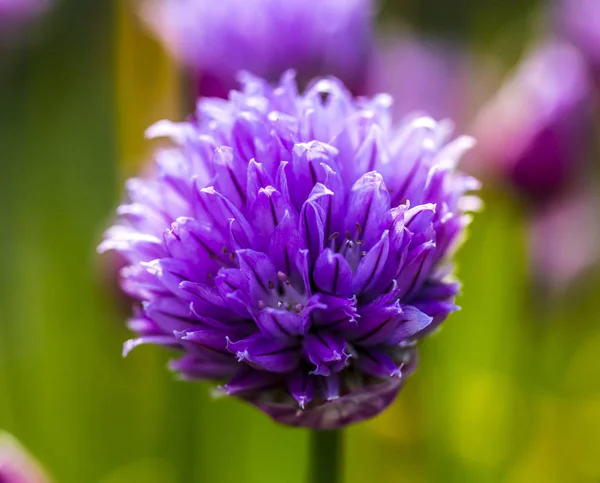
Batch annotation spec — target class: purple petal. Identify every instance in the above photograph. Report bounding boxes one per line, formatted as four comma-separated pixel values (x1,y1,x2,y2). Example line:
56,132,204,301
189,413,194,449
255,308,306,340
247,159,274,207
123,335,179,357
347,300,402,346
313,248,353,297
223,366,281,395
235,249,279,305
318,163,347,238
170,354,238,380
345,171,391,248
142,258,200,297
397,241,436,299
386,305,434,344
355,347,402,378
305,332,350,376
143,296,196,333
352,230,390,297
404,203,436,236
269,210,306,277
289,141,338,208
99,226,165,263
227,334,301,373
179,280,232,318
410,300,458,329
411,280,460,302
214,268,252,318
248,186,290,250
231,113,259,162
127,313,162,336
164,216,230,271
295,249,312,297
299,185,331,264
197,185,254,243
120,264,169,300
286,369,317,409
320,373,341,401
305,293,358,331
212,146,247,208
175,327,230,351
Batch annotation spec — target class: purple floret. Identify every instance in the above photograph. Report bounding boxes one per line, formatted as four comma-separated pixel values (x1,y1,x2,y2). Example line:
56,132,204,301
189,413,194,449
473,41,592,205
100,72,479,428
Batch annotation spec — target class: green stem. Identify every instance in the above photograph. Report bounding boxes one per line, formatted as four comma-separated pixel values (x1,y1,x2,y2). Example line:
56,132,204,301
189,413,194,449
309,430,343,483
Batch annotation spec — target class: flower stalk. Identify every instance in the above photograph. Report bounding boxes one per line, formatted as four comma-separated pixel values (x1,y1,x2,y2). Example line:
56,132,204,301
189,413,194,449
310,430,343,483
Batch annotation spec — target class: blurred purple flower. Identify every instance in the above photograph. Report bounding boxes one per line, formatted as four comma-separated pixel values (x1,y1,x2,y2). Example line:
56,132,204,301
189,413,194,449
0,0,47,25
530,188,600,295
0,432,50,483
557,0,600,76
366,32,474,127
472,41,593,205
140,0,374,97
99,72,479,429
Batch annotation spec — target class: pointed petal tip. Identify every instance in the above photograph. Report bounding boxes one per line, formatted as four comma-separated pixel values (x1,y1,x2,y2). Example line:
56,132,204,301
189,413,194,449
391,367,403,378
212,386,229,398
122,338,140,357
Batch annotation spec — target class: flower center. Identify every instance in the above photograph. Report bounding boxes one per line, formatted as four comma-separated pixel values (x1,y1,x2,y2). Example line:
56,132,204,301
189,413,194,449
329,223,368,271
258,271,307,312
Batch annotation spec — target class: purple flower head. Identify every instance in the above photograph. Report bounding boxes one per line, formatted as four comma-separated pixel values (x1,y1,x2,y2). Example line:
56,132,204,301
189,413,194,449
473,40,593,205
0,432,50,483
100,72,480,429
557,0,600,76
141,0,374,97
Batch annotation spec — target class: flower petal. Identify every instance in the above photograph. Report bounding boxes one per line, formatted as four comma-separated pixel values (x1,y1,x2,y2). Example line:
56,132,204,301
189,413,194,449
347,300,403,346
286,369,317,409
169,354,238,380
355,347,402,379
387,305,434,344
223,366,281,395
213,146,247,208
313,248,353,297
305,332,350,376
227,334,301,373
255,308,306,340
143,296,196,333
352,230,390,297
236,249,278,306
269,210,306,277
345,171,391,248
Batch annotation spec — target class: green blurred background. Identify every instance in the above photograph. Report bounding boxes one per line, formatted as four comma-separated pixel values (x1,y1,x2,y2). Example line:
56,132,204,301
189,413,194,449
2,0,600,482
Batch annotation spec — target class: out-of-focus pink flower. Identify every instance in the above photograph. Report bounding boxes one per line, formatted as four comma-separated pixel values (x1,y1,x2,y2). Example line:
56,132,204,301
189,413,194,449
0,0,49,44
472,38,599,294
530,188,600,294
366,32,476,126
0,0,47,24
472,40,593,205
557,0,600,77
0,432,51,483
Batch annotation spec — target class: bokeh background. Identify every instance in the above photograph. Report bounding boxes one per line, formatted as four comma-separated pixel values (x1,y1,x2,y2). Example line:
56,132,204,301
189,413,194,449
1,0,600,482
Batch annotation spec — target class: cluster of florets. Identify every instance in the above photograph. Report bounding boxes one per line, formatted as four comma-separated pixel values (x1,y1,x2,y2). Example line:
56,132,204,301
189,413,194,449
100,71,479,428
